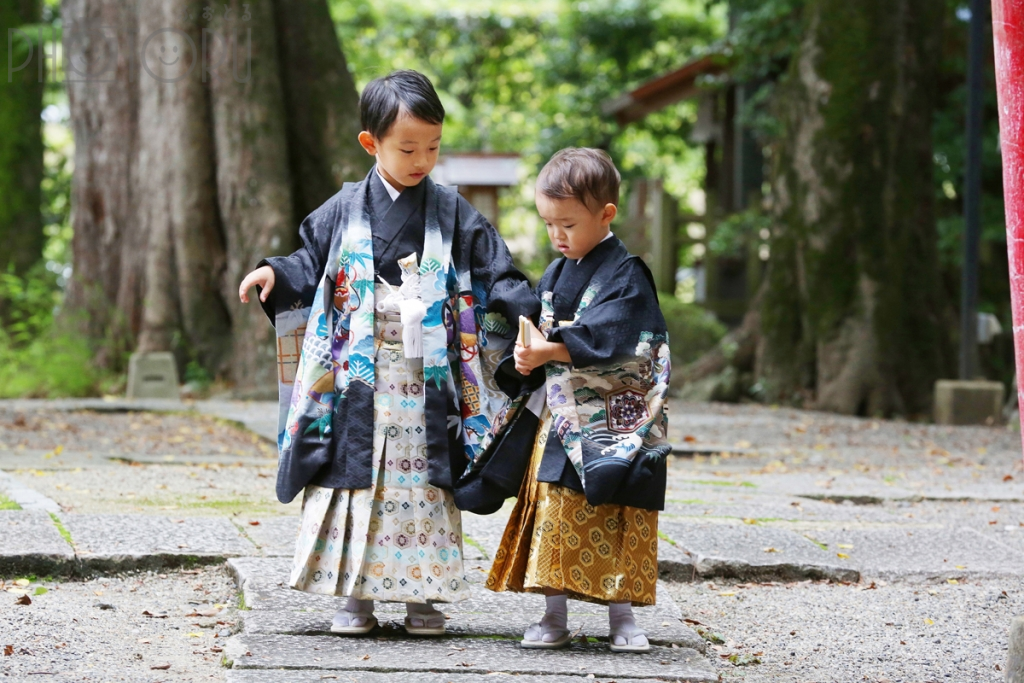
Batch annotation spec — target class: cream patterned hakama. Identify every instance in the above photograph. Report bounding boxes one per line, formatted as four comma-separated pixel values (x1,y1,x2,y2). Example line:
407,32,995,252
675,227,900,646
289,296,469,604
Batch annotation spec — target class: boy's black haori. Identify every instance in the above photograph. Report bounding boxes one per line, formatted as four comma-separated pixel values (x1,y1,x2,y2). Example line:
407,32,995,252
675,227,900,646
256,169,539,504
456,236,671,513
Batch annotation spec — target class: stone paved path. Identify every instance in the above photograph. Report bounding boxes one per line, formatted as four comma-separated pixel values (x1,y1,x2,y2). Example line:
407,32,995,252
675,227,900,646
2,398,1024,681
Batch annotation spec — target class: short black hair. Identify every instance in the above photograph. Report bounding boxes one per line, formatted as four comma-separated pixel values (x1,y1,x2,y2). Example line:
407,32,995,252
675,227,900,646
359,70,445,139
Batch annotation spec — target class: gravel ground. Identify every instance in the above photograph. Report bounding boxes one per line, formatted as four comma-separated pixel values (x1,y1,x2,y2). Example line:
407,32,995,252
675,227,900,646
0,565,238,682
668,576,1020,683
0,408,292,517
0,409,275,459
8,462,296,517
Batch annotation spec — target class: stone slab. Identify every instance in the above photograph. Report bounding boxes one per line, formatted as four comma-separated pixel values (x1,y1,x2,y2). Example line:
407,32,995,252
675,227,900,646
663,494,905,525
224,634,716,682
0,470,61,513
229,557,705,652
226,672,683,683
658,519,859,582
237,602,702,650
238,516,298,557
807,526,1024,579
64,514,255,569
0,510,74,574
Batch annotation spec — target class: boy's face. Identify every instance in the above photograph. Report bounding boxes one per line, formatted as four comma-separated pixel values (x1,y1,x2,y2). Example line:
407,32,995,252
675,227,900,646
358,111,442,190
536,193,617,261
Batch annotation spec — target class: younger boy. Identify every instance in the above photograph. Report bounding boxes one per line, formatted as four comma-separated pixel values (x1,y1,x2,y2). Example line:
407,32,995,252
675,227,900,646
479,148,671,652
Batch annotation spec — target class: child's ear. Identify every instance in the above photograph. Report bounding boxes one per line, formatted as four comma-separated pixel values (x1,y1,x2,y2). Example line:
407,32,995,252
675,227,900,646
358,131,378,156
601,203,618,226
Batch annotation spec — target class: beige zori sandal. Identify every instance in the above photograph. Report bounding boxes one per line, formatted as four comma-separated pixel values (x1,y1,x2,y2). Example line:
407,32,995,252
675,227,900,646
521,622,572,649
330,609,377,635
609,624,650,653
404,604,446,636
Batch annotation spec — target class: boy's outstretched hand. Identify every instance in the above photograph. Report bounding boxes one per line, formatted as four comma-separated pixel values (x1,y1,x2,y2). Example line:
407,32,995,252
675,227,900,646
513,318,571,375
238,265,275,304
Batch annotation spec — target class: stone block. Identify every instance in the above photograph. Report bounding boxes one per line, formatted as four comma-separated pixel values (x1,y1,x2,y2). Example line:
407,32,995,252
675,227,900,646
808,527,1024,580
126,352,180,400
224,633,716,682
1007,616,1024,683
658,520,859,582
64,514,255,570
934,379,1005,425
0,510,75,575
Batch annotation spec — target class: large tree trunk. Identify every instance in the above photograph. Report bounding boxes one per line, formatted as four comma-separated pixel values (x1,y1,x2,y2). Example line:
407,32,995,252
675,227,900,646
63,0,140,364
757,0,953,416
0,0,45,277
63,0,366,394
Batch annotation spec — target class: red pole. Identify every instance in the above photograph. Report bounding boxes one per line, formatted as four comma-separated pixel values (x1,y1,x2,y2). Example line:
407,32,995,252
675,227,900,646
992,0,1024,461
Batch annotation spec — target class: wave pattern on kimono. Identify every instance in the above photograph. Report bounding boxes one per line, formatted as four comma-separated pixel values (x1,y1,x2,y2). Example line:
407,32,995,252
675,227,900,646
258,169,539,504
470,237,671,511
289,286,469,603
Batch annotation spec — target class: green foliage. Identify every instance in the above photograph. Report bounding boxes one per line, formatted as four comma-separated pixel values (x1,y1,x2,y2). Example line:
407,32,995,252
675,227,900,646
659,295,727,368
48,512,73,546
331,0,725,273
0,493,21,511
707,208,771,257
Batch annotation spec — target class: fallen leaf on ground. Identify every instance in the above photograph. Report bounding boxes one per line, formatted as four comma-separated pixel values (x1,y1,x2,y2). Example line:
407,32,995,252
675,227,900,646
1004,474,1014,482
3,645,13,656
360,654,370,660
836,553,850,559
683,435,697,443
186,632,203,638
13,580,29,587
150,663,171,670
838,543,854,549
742,518,758,525
924,618,934,625
947,579,959,585
718,591,736,597
142,611,168,618
15,595,31,605
249,521,260,526
137,639,151,644
763,547,780,553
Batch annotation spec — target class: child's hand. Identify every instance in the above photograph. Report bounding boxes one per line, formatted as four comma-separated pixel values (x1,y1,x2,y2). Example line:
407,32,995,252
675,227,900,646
514,340,551,375
239,265,275,303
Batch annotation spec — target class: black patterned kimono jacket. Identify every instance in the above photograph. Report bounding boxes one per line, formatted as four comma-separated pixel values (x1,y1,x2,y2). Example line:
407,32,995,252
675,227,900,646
258,169,539,504
455,236,672,513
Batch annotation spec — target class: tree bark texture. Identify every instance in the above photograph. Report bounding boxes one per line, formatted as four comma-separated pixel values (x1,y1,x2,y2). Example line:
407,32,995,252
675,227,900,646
758,0,953,416
62,0,367,393
0,0,45,277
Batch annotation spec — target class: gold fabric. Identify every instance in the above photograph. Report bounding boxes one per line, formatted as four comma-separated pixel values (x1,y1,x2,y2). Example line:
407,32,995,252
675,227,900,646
486,411,659,606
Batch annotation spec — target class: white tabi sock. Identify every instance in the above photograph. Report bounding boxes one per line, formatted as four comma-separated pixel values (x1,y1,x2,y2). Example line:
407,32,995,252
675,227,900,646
608,601,648,647
333,597,374,628
524,594,569,643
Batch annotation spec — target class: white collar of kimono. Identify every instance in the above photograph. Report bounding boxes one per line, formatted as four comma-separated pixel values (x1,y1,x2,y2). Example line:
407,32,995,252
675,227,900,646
375,163,402,202
578,231,614,264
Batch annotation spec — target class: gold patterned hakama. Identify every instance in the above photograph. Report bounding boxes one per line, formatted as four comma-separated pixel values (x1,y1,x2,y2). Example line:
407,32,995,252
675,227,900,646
486,411,659,606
